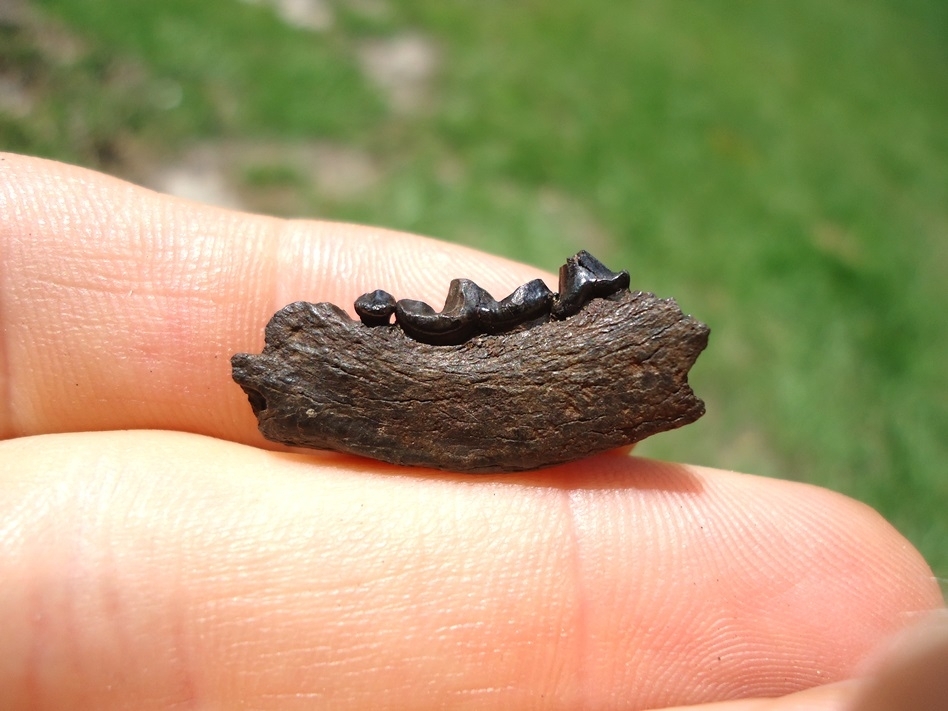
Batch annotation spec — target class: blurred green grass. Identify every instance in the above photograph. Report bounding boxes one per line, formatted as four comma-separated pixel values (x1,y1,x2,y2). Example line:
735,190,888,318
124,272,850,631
3,0,946,584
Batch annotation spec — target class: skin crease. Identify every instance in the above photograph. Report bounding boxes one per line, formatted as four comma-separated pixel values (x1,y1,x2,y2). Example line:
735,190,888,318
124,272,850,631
0,153,944,710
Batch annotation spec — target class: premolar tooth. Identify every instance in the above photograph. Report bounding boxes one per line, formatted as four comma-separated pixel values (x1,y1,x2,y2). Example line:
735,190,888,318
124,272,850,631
354,289,396,326
552,250,630,319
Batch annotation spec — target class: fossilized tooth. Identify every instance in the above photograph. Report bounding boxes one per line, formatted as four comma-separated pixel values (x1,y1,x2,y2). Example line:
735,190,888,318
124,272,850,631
363,251,626,344
394,279,490,345
231,251,710,473
394,277,556,344
552,250,631,319
354,289,396,326
479,278,555,333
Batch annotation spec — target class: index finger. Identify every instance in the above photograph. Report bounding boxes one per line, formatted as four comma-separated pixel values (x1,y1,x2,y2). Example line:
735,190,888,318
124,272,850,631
0,153,551,443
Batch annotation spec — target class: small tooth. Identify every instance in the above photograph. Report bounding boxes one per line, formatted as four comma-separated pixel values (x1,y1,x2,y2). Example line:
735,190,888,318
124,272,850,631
354,289,397,326
552,251,630,319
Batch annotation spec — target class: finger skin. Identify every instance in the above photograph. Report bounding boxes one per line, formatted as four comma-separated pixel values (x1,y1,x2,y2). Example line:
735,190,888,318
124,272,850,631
0,431,941,710
0,153,551,442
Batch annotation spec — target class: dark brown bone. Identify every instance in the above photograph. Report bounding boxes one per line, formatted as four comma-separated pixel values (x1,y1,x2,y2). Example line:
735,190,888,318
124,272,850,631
232,289,709,473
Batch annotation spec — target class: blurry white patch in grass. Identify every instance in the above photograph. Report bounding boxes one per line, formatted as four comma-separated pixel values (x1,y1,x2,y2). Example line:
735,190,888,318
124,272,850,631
239,0,334,31
0,0,27,26
4,0,86,66
146,139,381,217
358,33,438,113
150,148,244,210
233,140,381,200
149,78,183,111
301,142,381,199
0,74,33,118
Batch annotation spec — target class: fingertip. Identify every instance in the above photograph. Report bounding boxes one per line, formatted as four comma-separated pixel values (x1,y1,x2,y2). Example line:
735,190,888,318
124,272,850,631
847,611,948,711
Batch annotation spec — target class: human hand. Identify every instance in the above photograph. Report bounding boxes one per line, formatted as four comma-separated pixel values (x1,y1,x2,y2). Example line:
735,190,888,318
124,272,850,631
0,153,943,710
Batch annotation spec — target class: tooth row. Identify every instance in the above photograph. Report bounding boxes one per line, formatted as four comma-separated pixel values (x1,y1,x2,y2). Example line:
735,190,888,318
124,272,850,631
354,250,630,346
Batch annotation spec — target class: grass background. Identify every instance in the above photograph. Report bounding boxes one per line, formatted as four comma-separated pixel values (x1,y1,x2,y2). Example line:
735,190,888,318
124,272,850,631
2,0,946,586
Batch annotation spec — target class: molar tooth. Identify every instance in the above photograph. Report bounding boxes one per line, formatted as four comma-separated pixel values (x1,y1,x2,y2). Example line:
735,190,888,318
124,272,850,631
483,279,554,333
451,279,498,327
576,250,631,296
394,279,482,345
552,250,630,319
